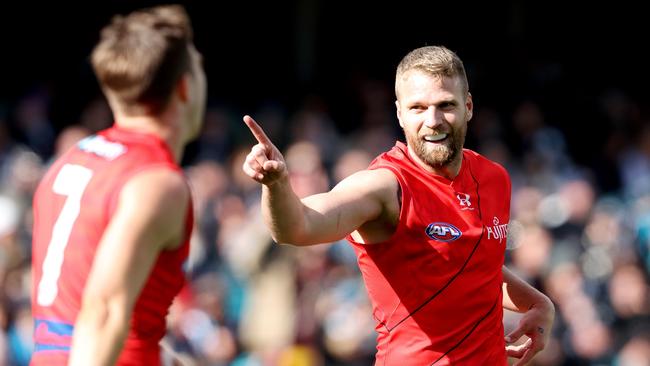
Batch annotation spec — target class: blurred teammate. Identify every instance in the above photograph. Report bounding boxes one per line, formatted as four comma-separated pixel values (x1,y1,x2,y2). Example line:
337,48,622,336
31,5,206,365
242,46,554,365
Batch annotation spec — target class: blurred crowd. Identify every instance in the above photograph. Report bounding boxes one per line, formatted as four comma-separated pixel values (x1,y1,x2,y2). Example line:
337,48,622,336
0,73,649,366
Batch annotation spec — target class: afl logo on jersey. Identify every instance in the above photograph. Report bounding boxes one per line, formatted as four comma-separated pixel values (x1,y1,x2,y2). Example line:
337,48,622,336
425,222,462,242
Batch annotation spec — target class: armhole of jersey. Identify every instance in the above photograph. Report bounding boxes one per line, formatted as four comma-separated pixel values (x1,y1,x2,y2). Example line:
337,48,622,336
503,166,512,223
346,164,410,246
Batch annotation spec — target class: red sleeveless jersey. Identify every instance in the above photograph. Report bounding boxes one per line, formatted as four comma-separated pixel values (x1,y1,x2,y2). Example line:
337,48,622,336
348,142,510,365
31,126,193,366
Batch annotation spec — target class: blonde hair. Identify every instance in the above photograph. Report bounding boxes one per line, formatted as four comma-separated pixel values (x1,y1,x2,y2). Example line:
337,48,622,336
395,46,468,99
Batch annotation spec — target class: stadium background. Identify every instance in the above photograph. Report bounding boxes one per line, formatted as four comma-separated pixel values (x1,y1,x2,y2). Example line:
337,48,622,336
0,1,648,365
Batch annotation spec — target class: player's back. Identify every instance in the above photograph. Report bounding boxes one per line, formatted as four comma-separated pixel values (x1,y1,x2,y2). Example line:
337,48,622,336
31,126,192,365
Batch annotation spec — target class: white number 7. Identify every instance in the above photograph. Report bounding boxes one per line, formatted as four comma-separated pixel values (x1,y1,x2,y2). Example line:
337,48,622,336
37,164,93,306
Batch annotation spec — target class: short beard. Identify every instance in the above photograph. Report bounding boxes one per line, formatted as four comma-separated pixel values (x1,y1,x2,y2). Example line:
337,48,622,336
407,128,465,169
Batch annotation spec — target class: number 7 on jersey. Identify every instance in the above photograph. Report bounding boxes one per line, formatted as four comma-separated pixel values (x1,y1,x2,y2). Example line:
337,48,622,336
37,164,93,306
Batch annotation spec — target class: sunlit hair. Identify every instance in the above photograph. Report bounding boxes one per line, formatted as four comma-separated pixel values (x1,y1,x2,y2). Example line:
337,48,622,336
91,5,193,115
395,46,469,99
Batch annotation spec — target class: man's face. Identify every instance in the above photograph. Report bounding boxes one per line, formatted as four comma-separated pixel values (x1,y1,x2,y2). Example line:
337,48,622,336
395,70,472,171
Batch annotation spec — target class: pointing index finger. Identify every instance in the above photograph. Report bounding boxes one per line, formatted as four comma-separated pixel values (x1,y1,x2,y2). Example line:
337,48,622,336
243,115,272,145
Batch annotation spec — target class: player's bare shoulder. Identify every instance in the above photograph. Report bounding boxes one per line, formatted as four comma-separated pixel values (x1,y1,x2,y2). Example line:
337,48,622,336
118,167,190,250
367,168,401,223
333,168,400,219
334,168,397,197
340,168,400,244
124,168,189,203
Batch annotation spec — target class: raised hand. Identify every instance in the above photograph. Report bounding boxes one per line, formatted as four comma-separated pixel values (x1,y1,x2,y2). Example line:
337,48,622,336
242,115,288,185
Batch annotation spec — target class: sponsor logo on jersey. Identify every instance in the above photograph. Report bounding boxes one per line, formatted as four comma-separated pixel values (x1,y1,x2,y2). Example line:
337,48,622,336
78,135,127,160
425,222,462,242
456,192,474,210
486,216,508,243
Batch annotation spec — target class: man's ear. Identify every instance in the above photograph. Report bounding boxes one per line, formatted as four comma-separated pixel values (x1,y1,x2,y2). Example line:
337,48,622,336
395,100,404,128
176,74,190,103
466,92,473,121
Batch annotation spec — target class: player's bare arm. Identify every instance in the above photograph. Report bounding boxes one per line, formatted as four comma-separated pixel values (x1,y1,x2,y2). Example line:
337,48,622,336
501,266,555,366
243,115,400,245
68,168,190,366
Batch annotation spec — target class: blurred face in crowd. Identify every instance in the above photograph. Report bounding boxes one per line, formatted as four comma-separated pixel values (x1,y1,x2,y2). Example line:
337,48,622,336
395,70,472,172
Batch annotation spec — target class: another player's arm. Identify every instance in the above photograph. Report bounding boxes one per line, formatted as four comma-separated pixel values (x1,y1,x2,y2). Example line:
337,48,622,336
243,115,397,245
502,266,555,366
68,168,190,366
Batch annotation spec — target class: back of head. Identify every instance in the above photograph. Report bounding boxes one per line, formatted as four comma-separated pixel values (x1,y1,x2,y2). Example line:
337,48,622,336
91,5,193,116
395,46,468,99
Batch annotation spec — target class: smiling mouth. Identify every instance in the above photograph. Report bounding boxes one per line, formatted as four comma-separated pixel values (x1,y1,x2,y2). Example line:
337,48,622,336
423,133,448,143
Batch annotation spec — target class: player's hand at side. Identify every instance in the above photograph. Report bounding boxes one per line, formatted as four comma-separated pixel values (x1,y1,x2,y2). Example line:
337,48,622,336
242,115,287,185
504,301,554,366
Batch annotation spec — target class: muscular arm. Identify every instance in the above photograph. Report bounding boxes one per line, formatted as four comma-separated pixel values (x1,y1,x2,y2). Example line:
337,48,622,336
242,115,399,246
502,266,552,313
68,168,190,366
262,168,398,245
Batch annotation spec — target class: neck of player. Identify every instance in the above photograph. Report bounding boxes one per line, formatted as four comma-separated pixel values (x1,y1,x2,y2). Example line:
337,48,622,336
114,112,186,164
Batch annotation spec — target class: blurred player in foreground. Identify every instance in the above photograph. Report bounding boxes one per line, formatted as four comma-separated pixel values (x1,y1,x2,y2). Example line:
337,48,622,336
31,4,206,365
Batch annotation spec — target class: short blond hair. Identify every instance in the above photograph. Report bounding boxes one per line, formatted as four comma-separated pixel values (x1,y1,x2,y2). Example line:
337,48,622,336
395,46,468,99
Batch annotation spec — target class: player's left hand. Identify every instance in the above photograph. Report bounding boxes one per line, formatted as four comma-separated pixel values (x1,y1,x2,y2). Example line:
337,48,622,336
504,300,555,366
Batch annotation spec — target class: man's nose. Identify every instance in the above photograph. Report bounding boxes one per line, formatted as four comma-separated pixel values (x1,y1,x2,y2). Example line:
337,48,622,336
423,106,442,129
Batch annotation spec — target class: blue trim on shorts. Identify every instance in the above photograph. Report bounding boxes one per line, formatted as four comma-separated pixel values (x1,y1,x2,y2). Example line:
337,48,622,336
33,318,74,336
33,318,74,353
34,343,71,352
